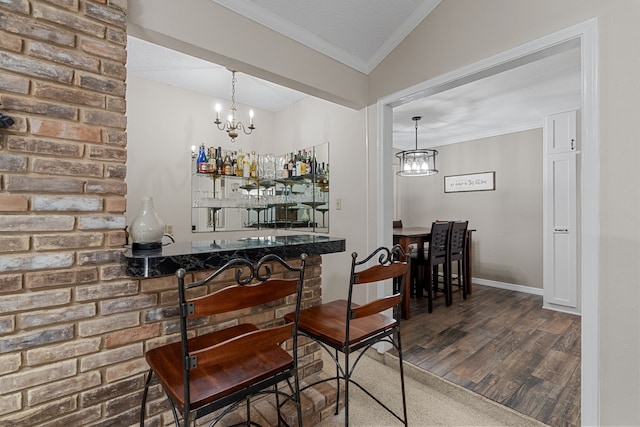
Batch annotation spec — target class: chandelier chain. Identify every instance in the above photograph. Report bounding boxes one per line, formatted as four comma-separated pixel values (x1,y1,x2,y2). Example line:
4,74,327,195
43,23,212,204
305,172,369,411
231,71,237,110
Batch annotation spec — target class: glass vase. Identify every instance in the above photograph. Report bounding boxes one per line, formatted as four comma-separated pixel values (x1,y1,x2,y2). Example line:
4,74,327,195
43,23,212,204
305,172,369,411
130,196,164,250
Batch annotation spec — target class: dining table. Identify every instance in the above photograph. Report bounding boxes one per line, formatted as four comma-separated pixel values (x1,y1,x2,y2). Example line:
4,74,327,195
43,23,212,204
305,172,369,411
393,226,475,319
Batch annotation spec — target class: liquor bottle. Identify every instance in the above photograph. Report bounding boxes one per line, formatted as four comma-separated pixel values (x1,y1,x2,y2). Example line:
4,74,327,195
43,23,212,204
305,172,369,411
236,149,244,177
296,150,303,176
195,144,202,173
288,152,295,177
243,152,251,177
223,151,233,175
231,151,237,176
216,146,223,173
208,147,217,174
250,151,258,178
197,144,207,173
283,154,290,178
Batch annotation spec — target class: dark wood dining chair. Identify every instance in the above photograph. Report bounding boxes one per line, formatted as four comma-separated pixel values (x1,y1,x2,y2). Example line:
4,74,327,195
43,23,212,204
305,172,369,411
448,220,469,300
139,253,307,427
410,221,451,312
285,245,409,426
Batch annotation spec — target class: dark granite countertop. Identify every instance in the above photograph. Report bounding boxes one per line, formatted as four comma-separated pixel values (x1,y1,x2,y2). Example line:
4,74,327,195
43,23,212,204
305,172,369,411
123,234,346,278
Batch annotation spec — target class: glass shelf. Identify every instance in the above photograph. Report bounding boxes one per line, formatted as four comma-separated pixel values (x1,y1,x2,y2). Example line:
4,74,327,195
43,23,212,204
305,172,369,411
192,143,329,233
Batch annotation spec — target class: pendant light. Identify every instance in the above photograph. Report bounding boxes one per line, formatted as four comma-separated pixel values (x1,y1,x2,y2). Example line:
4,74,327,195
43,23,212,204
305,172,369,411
396,116,438,177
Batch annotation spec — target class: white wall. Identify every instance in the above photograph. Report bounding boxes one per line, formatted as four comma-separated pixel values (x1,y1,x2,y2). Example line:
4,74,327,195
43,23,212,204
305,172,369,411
396,129,543,289
265,97,368,303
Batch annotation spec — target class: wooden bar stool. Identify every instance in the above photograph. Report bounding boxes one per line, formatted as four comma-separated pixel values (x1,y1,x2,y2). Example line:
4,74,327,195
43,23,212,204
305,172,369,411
286,245,409,426
139,253,307,427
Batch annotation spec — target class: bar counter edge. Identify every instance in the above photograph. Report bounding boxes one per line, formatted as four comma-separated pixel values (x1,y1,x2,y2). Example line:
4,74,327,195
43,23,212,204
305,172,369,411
123,234,346,278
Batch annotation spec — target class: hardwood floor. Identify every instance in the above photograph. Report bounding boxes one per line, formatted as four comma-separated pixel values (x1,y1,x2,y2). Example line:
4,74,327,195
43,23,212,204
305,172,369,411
391,284,581,427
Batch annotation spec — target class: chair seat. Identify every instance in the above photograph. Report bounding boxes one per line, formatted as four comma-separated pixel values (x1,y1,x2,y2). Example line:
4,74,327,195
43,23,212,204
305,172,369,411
287,299,396,348
146,323,293,411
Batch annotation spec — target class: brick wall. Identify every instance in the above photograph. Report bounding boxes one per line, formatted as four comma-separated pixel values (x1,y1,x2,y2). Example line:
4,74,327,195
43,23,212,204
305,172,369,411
0,3,328,426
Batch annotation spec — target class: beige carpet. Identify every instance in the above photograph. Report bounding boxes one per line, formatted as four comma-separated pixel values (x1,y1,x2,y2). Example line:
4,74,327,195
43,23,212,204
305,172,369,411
315,349,546,427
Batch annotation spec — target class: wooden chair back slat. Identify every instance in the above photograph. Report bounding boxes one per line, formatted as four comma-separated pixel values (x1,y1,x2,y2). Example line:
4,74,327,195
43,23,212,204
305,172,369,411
192,323,293,368
353,262,407,285
350,294,401,319
190,278,299,318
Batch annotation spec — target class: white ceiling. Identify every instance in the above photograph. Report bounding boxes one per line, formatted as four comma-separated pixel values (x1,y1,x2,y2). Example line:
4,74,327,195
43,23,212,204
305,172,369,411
126,1,582,150
209,0,441,74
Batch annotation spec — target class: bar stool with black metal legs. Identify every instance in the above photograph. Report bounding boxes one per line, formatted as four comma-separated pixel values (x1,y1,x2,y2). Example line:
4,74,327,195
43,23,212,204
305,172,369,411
139,253,307,427
286,245,409,426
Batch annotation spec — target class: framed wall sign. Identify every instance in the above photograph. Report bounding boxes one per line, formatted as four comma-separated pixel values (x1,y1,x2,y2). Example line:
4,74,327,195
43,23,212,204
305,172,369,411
444,172,495,193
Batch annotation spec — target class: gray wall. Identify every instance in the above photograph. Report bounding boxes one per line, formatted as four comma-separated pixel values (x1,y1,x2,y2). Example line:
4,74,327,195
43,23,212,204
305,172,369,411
397,128,543,288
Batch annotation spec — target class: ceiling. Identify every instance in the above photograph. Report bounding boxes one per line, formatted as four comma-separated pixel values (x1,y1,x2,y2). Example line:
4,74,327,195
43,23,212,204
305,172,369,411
126,1,582,150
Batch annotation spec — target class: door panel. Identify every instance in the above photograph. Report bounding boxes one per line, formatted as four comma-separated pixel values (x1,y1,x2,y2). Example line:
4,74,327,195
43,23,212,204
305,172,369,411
543,111,578,312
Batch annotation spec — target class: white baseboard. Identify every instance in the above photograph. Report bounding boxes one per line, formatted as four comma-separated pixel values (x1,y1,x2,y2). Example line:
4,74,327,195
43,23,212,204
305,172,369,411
542,303,581,316
472,277,544,296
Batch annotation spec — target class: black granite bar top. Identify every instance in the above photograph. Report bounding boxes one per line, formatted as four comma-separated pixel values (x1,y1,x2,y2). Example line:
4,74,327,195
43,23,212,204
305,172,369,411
123,234,346,278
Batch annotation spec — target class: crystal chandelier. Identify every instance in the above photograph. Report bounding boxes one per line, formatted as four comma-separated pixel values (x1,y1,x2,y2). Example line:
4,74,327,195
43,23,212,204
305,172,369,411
396,116,438,177
214,70,255,142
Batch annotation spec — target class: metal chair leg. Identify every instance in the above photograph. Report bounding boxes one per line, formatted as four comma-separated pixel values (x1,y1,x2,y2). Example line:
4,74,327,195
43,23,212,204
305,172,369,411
246,396,251,426
334,348,340,415
344,348,350,427
396,332,408,426
140,369,153,426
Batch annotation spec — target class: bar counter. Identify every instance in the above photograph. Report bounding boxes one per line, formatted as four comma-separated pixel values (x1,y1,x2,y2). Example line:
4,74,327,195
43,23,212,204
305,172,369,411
123,234,346,277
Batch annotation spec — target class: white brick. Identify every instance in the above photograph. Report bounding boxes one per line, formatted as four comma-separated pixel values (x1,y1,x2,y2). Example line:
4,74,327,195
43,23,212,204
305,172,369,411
0,353,22,375
27,372,101,405
78,312,139,337
76,280,137,301
78,215,126,230
0,392,21,416
0,215,75,231
0,289,71,314
0,360,76,393
80,343,142,372
32,195,103,212
0,252,74,272
26,338,101,366
18,303,95,328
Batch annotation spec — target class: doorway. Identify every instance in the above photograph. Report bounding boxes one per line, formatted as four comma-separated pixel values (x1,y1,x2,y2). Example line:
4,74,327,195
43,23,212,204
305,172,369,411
376,19,598,425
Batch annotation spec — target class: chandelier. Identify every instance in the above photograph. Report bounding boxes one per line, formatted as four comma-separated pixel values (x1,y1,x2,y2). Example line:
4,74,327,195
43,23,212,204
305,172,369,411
214,70,255,142
396,116,438,177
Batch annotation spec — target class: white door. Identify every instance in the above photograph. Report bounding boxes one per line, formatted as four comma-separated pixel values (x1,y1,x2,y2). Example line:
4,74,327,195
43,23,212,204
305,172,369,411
543,111,579,313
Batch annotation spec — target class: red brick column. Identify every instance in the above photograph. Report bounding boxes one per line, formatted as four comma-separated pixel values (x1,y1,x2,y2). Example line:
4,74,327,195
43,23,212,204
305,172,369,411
0,1,130,425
